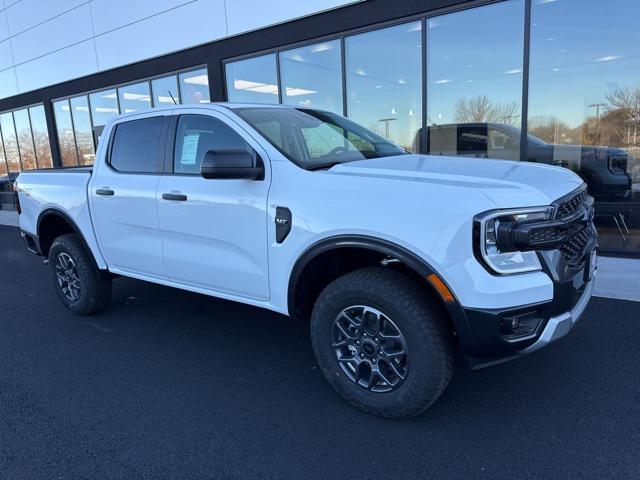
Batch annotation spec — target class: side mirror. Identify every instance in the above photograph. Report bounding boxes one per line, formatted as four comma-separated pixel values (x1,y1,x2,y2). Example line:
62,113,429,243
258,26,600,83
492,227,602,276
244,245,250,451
200,149,264,180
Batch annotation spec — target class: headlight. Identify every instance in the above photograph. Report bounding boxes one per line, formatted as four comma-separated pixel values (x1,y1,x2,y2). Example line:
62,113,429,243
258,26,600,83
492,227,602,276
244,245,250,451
475,207,554,275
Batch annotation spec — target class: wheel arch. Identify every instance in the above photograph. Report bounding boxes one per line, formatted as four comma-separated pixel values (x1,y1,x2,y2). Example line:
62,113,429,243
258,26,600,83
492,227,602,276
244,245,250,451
36,208,101,269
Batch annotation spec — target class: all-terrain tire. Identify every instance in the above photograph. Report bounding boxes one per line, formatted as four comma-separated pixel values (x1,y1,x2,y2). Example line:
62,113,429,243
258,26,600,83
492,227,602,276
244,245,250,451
310,267,454,418
48,233,112,315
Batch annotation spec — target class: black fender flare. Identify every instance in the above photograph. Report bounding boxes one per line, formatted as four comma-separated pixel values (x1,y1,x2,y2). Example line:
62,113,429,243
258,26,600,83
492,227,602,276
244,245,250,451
36,208,102,269
286,235,474,349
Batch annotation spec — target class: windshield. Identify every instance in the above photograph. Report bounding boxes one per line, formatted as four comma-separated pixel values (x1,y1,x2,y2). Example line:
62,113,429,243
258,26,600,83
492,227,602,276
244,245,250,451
233,107,408,170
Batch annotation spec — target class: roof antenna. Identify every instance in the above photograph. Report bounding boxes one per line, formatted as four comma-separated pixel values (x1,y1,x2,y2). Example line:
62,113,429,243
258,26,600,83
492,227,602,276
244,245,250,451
168,91,177,105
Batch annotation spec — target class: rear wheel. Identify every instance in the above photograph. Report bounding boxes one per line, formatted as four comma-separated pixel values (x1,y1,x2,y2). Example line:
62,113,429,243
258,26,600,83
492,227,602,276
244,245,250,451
310,267,454,418
49,233,112,315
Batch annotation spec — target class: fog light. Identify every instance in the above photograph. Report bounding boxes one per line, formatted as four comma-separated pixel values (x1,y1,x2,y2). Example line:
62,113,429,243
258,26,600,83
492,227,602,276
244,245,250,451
500,311,542,342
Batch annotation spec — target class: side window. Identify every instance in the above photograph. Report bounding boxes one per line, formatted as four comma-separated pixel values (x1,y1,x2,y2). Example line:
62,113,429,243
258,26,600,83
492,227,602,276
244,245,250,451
457,126,488,156
110,117,164,173
174,115,252,174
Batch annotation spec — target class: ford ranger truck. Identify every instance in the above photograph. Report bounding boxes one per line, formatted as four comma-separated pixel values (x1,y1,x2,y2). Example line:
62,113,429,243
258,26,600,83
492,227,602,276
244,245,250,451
15,104,598,418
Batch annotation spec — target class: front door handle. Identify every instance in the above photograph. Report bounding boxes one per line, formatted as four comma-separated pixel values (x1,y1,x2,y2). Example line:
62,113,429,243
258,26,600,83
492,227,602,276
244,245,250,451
96,188,114,196
162,193,187,201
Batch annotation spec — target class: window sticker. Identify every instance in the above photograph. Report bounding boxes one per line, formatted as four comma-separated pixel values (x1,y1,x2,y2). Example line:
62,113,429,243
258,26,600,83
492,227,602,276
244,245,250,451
180,133,200,165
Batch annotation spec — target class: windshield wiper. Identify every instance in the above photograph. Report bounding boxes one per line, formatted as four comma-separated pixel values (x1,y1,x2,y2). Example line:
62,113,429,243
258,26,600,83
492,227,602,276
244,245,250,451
305,161,344,171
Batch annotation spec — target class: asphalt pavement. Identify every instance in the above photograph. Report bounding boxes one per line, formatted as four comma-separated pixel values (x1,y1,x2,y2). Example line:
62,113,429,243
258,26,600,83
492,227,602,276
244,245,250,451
1,225,639,479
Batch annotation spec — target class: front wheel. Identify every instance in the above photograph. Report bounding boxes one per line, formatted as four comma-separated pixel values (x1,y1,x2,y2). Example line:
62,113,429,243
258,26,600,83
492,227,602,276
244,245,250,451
310,267,454,418
49,233,112,315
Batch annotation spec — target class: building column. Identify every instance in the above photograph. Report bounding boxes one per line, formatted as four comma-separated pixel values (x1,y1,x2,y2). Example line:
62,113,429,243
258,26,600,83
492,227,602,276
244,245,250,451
43,100,62,168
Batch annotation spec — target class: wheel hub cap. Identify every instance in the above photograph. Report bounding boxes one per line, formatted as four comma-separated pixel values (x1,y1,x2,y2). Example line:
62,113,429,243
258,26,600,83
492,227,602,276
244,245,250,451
55,252,81,302
331,306,409,393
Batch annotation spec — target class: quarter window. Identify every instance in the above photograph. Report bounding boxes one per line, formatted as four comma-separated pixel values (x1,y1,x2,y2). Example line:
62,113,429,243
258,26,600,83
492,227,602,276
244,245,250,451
110,117,164,173
173,115,252,175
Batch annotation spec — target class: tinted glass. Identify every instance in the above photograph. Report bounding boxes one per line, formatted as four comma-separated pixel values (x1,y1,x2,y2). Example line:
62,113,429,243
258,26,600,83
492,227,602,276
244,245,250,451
70,96,95,165
13,109,37,170
528,0,640,255
0,132,8,176
427,0,524,160
174,115,252,174
346,22,422,152
29,105,53,168
152,75,180,107
0,112,20,172
225,54,279,104
235,107,406,169
110,117,164,173
118,81,151,113
89,89,119,127
280,40,343,113
53,99,79,167
179,68,210,104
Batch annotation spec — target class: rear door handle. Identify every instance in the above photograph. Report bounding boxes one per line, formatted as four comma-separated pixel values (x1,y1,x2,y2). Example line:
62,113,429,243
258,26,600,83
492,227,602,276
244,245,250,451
162,193,187,201
96,188,114,196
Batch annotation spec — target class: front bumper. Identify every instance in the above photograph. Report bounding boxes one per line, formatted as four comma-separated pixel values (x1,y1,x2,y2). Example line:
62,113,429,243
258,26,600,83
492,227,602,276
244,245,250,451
520,274,594,355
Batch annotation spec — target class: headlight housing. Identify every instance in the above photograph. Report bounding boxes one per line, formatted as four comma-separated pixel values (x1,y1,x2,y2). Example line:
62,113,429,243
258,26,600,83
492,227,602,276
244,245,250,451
474,206,555,275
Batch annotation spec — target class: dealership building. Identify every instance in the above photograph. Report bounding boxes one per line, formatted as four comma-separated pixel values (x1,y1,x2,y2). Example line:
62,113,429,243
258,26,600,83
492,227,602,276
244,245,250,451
0,0,638,261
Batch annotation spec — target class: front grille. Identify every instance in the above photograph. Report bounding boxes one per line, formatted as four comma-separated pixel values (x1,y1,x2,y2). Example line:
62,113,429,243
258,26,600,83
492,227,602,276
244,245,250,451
560,225,592,264
552,187,594,265
556,189,587,218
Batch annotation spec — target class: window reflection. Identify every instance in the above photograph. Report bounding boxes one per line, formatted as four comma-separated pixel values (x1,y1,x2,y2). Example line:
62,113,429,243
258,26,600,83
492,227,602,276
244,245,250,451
528,0,640,254
89,89,119,127
0,131,8,176
29,105,53,169
118,81,151,113
280,40,343,113
70,96,95,165
179,68,210,104
0,112,20,172
152,75,180,107
53,100,79,167
345,21,422,152
13,109,37,170
225,54,279,104
427,0,524,160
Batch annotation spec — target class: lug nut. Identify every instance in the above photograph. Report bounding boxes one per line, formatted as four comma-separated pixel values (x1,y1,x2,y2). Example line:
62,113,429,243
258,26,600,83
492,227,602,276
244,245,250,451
355,340,360,346
363,333,367,337
374,338,379,344
360,353,365,358
372,359,377,364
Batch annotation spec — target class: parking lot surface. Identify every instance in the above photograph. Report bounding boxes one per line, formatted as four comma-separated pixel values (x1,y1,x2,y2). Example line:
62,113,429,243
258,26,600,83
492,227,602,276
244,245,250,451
1,225,639,479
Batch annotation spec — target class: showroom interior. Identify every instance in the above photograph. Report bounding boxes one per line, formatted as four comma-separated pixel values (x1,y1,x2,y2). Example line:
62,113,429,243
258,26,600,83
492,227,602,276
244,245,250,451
0,0,638,258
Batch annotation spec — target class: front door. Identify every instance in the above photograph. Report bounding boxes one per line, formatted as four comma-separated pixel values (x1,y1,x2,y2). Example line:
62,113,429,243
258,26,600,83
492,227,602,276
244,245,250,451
89,113,169,278
156,110,271,300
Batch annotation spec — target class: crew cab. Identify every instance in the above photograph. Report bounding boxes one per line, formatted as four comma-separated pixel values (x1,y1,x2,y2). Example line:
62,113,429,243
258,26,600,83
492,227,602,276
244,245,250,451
15,104,598,418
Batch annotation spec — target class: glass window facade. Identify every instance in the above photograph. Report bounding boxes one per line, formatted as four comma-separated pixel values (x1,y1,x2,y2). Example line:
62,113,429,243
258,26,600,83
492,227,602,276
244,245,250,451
179,68,210,104
29,105,53,169
225,54,279,104
0,112,21,172
527,0,640,254
280,40,343,113
53,99,79,167
118,81,152,114
89,89,119,127
427,0,524,160
13,109,37,170
346,22,423,152
70,96,95,165
152,75,180,107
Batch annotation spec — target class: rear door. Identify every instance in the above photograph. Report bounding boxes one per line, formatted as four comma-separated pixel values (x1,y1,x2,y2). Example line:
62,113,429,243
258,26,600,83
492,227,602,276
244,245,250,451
89,112,169,278
156,109,271,300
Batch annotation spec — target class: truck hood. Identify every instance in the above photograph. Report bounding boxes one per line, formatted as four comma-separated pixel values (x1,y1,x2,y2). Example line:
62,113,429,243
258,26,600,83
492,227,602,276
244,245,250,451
328,154,584,208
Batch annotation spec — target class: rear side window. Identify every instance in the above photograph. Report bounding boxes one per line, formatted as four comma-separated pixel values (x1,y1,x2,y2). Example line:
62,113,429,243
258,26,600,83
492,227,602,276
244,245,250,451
110,117,164,173
174,115,252,174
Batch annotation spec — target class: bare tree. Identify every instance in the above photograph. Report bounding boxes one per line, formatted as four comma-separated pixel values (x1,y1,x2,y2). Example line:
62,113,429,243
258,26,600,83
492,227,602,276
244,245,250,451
605,85,640,146
454,95,519,124
528,115,573,144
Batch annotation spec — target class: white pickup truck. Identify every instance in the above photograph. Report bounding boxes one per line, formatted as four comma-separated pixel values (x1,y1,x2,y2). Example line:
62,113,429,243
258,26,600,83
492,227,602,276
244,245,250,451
16,104,597,418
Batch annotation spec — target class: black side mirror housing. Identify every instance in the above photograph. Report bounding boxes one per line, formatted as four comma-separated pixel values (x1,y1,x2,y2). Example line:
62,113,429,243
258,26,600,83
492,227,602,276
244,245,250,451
200,149,264,180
